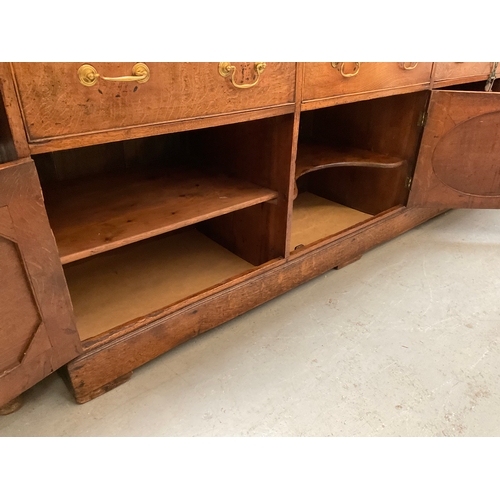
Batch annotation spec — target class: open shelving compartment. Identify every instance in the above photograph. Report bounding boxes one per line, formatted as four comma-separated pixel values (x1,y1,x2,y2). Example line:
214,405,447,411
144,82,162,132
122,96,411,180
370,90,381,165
33,114,294,342
291,91,430,251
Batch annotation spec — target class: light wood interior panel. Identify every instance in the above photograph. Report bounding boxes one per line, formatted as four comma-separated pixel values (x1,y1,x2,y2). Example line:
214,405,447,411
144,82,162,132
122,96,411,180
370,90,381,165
64,229,255,341
291,192,372,250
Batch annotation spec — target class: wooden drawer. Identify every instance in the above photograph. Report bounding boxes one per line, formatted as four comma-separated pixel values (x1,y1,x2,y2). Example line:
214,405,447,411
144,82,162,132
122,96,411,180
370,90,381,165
433,62,493,85
303,62,432,103
10,63,296,143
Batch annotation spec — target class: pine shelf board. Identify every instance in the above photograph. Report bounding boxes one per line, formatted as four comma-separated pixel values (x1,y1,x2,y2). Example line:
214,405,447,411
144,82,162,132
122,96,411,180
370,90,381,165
64,229,255,341
44,166,277,264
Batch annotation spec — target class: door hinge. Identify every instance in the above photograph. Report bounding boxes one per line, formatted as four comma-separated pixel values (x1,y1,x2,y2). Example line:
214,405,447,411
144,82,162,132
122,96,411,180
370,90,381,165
406,176,413,189
417,111,428,127
485,62,498,92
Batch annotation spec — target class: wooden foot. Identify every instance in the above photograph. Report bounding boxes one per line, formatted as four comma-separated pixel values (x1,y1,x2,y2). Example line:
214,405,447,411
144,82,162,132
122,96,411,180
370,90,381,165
74,371,134,404
0,395,23,415
335,254,362,270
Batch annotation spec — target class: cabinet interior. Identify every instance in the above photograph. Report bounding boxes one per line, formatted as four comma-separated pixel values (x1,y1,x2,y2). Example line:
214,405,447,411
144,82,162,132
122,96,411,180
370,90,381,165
292,91,428,251
441,80,499,92
33,115,294,341
30,91,430,342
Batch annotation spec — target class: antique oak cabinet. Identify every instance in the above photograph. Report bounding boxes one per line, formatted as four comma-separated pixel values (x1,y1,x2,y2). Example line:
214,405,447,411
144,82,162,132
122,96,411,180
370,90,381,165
1,62,499,409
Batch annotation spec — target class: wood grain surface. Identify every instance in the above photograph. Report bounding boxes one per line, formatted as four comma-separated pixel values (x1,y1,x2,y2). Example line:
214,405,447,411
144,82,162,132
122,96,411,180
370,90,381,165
64,229,254,341
0,63,30,160
303,62,432,102
44,166,277,264
433,62,493,83
295,142,404,180
408,90,500,208
0,159,81,407
0,63,485,405
11,63,296,143
291,192,372,249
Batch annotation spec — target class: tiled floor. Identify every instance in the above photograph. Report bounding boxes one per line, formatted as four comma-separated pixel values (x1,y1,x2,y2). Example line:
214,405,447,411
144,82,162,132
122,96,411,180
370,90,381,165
1,209,499,436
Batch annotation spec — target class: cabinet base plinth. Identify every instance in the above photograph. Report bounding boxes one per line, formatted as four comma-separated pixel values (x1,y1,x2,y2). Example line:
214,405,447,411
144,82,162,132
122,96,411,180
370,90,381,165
72,371,133,404
335,254,362,270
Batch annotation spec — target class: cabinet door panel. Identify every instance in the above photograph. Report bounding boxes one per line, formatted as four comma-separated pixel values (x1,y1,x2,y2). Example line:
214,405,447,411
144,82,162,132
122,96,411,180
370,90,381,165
408,90,500,208
0,159,81,407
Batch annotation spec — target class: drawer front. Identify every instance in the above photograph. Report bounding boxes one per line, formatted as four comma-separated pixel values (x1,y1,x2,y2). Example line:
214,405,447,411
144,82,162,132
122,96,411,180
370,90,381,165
303,62,432,101
433,62,492,83
11,63,296,141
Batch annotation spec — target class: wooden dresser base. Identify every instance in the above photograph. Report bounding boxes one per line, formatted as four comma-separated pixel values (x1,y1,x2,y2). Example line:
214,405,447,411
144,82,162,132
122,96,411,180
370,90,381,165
64,206,444,404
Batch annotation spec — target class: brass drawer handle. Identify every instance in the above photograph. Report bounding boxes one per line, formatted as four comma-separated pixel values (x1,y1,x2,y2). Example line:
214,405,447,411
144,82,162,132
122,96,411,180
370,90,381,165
331,62,361,78
400,62,418,70
78,63,150,87
219,62,266,89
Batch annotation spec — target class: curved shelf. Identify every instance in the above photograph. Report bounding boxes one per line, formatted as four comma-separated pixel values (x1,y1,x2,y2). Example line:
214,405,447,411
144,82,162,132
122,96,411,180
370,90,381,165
295,143,405,180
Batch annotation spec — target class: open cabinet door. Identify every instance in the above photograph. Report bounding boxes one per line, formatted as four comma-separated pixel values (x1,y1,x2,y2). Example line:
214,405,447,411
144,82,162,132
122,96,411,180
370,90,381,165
408,89,500,208
0,159,81,407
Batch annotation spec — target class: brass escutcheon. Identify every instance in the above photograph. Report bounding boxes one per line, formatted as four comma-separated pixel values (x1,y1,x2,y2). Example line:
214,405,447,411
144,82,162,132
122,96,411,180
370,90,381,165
219,62,266,89
331,62,361,78
400,62,418,70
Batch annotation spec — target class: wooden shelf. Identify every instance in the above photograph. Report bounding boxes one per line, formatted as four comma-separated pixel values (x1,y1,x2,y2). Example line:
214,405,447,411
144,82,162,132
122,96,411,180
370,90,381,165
295,143,405,180
291,192,372,249
43,166,277,264
64,229,255,341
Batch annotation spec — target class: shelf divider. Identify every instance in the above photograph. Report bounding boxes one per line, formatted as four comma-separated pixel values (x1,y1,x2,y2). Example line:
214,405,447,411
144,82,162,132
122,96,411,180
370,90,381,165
44,166,278,264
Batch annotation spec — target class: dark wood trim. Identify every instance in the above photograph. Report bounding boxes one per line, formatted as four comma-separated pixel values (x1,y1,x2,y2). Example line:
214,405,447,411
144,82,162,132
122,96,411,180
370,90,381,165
284,63,305,258
0,63,30,159
301,83,430,111
431,76,488,89
0,158,82,407
28,104,296,154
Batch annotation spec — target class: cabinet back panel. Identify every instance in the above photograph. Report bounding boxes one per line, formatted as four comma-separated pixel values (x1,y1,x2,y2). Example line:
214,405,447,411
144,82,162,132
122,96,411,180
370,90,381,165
194,115,294,191
308,91,428,163
307,165,408,215
200,203,279,266
34,133,190,183
193,116,295,263
297,92,428,211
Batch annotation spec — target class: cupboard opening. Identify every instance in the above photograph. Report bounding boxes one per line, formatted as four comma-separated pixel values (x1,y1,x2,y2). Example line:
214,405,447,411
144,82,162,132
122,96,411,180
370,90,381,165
31,114,295,342
292,91,429,251
62,223,261,342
